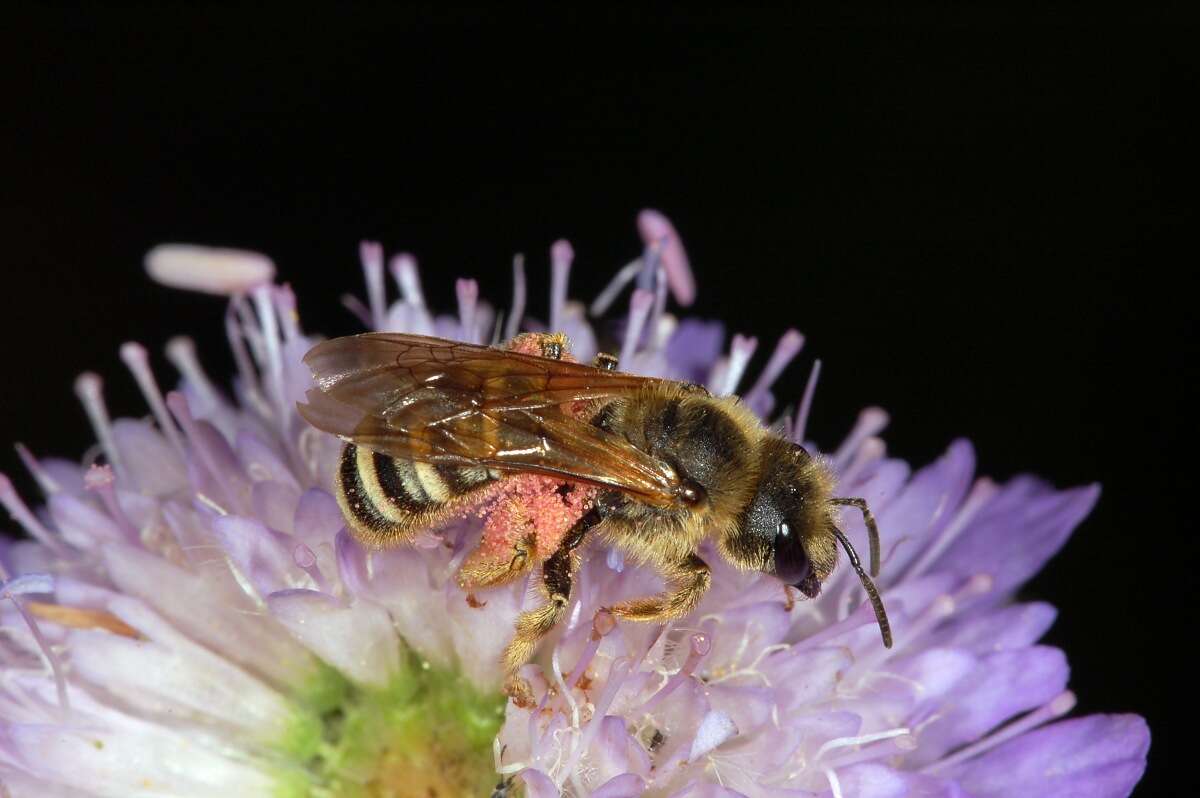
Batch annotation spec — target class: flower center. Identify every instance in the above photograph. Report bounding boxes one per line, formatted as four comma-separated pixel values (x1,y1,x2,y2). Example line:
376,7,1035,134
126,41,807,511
277,653,506,798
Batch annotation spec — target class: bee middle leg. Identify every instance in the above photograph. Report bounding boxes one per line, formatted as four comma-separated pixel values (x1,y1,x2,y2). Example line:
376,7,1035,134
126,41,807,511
502,508,600,705
608,553,711,622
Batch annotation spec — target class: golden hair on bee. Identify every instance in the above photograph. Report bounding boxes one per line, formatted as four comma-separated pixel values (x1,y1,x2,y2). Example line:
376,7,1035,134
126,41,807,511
298,330,891,703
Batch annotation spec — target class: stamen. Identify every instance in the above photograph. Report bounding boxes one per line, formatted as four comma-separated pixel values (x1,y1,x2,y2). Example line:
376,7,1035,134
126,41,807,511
832,407,891,472
341,293,373,327
456,278,479,343
144,244,275,296
713,335,758,396
564,657,633,778
389,253,426,307
792,359,823,445
26,601,141,639
15,443,62,495
649,266,668,342
292,542,330,593
166,336,225,411
566,609,616,689
360,240,387,330
73,372,126,484
549,239,573,334
639,632,711,713
0,565,68,711
589,258,642,317
166,391,237,510
825,767,844,798
743,329,804,409
252,284,287,422
838,437,886,485
849,574,992,679
0,473,65,552
223,305,262,400
923,690,1077,774
817,727,915,797
505,254,526,341
816,727,914,763
618,289,655,368
903,478,999,580
119,342,185,456
635,237,663,293
637,209,695,306
273,283,302,341
83,465,138,542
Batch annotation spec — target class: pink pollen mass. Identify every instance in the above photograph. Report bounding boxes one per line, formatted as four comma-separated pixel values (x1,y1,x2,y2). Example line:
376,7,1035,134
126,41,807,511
476,474,598,563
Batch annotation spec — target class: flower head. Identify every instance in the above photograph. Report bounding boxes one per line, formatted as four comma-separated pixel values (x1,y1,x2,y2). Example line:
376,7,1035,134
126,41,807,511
0,214,1147,797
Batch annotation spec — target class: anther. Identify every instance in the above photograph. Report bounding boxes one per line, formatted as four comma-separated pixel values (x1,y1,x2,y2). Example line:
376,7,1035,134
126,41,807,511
119,341,185,456
714,334,758,396
84,464,139,541
165,336,223,411
618,289,654,368
0,472,65,551
389,253,425,307
549,239,573,334
640,632,711,712
144,244,275,296
793,358,823,445
832,407,891,472
744,329,805,412
456,278,479,343
15,443,63,495
73,372,126,484
505,254,526,341
0,564,69,711
359,240,387,330
637,209,695,306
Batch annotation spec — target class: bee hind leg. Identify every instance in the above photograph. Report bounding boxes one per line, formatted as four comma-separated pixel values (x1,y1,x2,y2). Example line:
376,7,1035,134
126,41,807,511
502,508,600,706
593,352,619,371
608,553,711,622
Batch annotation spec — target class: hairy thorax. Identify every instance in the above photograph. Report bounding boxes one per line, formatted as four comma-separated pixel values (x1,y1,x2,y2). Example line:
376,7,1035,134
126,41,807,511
593,387,764,565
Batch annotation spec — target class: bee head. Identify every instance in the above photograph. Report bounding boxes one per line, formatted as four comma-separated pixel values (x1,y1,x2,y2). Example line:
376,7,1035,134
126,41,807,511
727,439,837,597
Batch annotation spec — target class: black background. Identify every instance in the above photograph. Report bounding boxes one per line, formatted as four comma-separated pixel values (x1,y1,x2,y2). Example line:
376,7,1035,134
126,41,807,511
3,7,1193,795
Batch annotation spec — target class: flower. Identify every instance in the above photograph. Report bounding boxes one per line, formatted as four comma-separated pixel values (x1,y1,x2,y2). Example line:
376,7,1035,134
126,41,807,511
0,213,1148,797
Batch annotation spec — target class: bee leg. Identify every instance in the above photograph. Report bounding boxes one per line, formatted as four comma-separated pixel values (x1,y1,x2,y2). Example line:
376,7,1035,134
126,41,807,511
593,352,619,371
608,553,711,622
502,508,600,706
458,532,538,590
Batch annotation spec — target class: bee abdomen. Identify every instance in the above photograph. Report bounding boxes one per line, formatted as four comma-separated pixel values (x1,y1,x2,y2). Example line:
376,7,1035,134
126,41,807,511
336,443,494,546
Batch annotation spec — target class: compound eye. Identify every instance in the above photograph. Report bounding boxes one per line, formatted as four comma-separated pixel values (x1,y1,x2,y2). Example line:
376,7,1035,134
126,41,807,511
773,521,812,585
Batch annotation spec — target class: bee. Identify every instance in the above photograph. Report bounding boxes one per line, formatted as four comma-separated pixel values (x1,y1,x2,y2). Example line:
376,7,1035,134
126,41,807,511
298,331,891,701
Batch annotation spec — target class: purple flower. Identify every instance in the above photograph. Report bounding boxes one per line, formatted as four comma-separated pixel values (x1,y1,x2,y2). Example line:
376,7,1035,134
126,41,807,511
0,213,1147,797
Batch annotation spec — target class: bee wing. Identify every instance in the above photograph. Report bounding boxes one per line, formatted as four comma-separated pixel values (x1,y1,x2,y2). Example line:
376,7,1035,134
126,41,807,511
298,333,684,505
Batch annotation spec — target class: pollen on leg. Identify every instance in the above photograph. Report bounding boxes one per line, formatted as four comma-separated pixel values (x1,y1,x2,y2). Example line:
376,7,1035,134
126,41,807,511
465,474,598,575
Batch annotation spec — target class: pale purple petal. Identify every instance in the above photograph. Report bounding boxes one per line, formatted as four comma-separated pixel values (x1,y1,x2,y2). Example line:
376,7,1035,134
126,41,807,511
592,772,649,798
933,480,1100,597
948,713,1149,798
267,589,400,688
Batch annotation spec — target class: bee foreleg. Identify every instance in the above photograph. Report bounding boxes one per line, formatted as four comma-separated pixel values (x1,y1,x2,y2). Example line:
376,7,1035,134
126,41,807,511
608,553,711,622
502,508,600,705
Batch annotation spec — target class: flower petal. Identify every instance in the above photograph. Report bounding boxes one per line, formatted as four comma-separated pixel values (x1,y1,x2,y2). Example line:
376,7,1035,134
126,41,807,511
592,772,648,798
948,713,1149,798
267,589,400,688
932,480,1100,596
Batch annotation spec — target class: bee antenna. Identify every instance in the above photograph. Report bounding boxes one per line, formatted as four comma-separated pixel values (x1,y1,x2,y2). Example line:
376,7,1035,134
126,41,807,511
830,497,881,577
830,524,893,649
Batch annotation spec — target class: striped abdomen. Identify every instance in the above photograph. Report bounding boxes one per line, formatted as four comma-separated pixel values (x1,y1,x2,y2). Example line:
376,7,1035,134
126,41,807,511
336,443,496,546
